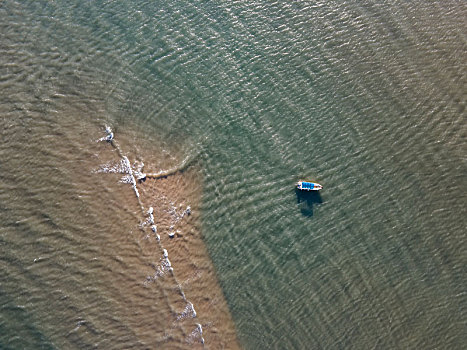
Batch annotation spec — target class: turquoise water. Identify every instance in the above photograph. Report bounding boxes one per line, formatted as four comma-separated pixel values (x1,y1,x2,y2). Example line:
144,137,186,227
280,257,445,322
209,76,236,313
1,0,466,348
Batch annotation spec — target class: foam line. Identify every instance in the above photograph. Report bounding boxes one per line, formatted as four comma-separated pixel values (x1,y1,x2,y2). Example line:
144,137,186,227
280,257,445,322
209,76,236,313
97,125,203,343
187,323,205,345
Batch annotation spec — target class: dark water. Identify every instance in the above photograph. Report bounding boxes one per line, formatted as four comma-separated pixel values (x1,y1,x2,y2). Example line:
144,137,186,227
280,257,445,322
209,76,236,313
1,0,466,348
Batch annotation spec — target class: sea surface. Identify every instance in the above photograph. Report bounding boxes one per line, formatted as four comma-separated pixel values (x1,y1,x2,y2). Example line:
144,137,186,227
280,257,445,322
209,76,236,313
1,1,466,349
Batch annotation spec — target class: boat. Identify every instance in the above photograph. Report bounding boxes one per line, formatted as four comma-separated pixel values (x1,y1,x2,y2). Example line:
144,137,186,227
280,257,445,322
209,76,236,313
296,180,323,191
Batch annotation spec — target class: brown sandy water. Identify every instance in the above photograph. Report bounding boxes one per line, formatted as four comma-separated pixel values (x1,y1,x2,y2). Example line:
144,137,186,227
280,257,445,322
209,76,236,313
0,86,240,348
96,128,241,349
138,171,240,349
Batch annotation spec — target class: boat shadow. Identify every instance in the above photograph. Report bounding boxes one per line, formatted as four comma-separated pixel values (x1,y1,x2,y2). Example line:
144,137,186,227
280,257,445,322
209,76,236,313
295,189,323,217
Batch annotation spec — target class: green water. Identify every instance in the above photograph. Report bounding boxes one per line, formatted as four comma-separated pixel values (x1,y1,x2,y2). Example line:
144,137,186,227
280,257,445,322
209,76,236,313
1,0,466,348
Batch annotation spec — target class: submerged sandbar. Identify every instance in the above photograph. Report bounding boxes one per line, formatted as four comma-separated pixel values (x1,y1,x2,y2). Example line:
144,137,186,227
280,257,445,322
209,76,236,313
98,127,241,349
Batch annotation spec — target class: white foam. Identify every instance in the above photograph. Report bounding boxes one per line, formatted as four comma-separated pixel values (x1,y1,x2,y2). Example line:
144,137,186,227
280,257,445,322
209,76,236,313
165,256,173,272
188,302,197,318
197,324,205,344
149,251,173,281
95,159,128,174
132,161,146,181
134,170,146,181
187,323,205,345
120,174,133,184
122,156,139,198
147,207,155,224
97,125,114,142
105,126,114,141
176,301,197,321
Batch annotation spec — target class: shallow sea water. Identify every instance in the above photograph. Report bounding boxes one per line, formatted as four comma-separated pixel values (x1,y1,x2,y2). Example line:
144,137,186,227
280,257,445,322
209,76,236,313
1,1,466,349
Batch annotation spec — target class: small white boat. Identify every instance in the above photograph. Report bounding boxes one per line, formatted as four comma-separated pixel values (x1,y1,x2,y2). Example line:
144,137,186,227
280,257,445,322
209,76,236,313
296,180,323,191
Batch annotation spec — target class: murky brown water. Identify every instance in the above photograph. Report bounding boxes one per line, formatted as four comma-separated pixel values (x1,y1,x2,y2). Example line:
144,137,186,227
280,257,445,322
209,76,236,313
0,89,240,348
